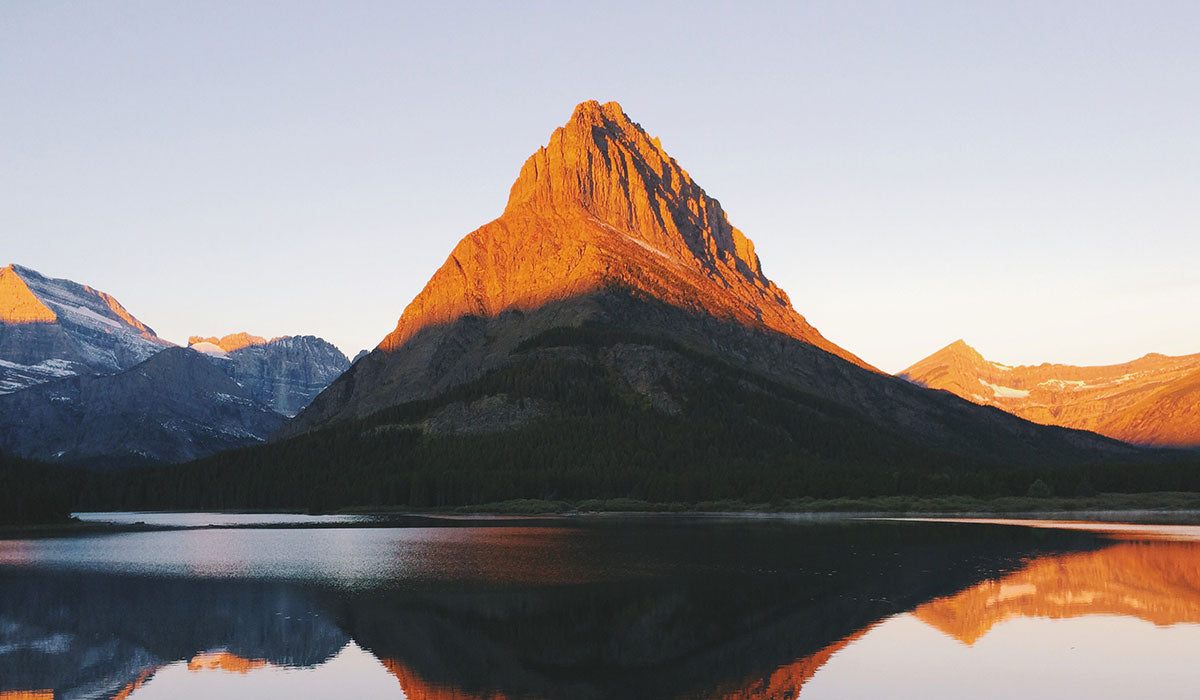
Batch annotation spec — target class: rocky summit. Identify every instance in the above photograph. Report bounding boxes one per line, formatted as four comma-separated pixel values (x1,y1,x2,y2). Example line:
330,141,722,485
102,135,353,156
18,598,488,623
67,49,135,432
900,340,1200,448
280,100,1138,471
378,100,868,367
0,264,172,393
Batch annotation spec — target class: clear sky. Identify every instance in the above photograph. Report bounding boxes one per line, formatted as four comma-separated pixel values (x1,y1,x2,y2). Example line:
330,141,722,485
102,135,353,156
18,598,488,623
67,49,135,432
3,1,1197,371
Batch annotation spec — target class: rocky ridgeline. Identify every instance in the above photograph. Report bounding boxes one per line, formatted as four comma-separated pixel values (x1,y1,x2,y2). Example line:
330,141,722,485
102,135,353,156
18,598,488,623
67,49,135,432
900,340,1200,448
0,264,171,393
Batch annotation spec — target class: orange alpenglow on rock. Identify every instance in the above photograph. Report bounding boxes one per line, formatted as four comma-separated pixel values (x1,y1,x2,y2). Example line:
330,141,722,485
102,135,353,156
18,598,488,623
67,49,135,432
912,540,1200,645
187,332,276,353
109,668,156,700
0,264,57,324
379,100,872,371
899,339,1200,447
186,651,271,673
381,658,516,700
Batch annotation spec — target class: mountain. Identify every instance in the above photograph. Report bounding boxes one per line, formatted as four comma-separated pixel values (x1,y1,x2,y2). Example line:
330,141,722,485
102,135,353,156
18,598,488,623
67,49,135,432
0,347,284,468
275,100,1136,475
187,333,349,417
0,263,172,393
899,340,1200,448
108,100,1161,510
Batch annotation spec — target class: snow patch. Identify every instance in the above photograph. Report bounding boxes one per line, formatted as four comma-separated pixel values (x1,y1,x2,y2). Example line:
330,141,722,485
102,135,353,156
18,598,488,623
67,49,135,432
190,341,229,358
591,217,679,265
978,378,1030,399
52,302,124,329
1039,378,1087,390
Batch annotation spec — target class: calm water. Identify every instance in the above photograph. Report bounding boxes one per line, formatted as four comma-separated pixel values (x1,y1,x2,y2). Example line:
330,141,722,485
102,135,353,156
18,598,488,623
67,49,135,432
2,514,1199,699
72,512,376,527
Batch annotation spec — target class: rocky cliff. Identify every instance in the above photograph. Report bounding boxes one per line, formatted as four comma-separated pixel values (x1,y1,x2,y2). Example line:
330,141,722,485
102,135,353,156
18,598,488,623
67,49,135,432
0,264,172,393
189,333,349,417
899,340,1200,448
377,100,867,368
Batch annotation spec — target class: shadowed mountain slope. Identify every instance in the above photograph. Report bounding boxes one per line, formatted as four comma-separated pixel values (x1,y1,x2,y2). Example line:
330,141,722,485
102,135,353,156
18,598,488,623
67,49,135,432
900,340,1200,448
0,347,284,468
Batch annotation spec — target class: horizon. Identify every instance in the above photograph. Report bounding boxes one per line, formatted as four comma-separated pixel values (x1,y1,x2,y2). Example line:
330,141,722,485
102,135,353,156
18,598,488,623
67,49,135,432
4,2,1197,373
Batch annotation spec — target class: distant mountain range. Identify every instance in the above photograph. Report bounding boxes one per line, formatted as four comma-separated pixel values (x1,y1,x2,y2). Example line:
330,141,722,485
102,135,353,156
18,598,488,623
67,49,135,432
0,264,348,467
115,98,1152,512
900,340,1200,448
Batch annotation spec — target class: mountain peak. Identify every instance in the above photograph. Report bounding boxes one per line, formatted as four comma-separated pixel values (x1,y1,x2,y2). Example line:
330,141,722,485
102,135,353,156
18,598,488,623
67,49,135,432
568,99,627,127
503,100,767,285
0,263,57,324
943,339,984,360
378,101,870,369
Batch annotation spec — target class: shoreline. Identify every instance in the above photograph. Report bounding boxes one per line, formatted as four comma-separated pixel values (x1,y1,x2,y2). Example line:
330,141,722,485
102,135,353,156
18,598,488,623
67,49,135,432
7,499,1200,538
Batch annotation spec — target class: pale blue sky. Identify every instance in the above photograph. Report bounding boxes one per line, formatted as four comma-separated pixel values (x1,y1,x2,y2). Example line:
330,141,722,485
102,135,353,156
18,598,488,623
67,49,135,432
3,1,1197,371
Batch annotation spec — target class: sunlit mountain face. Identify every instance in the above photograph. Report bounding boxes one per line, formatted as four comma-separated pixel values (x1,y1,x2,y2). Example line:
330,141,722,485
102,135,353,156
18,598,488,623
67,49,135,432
12,517,1199,700
374,100,867,368
900,339,1200,448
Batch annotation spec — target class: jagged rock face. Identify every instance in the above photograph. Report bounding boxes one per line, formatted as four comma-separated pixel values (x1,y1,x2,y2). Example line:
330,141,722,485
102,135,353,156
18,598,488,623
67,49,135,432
0,264,172,393
0,347,284,467
289,100,874,434
193,335,350,417
381,101,868,369
899,340,1200,448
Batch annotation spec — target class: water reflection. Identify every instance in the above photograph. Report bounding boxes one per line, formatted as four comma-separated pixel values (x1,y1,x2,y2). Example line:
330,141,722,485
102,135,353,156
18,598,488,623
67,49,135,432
1,519,1198,699
914,539,1200,643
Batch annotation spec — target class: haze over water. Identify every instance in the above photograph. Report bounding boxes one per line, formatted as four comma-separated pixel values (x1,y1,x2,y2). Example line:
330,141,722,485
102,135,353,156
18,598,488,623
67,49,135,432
2,515,1199,699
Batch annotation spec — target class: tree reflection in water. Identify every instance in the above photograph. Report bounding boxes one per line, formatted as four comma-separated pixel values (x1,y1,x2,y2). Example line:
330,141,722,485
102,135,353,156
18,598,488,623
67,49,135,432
2,519,1196,699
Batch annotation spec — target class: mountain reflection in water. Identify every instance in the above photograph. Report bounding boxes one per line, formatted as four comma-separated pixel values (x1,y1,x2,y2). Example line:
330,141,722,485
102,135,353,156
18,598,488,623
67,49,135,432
1,518,1199,699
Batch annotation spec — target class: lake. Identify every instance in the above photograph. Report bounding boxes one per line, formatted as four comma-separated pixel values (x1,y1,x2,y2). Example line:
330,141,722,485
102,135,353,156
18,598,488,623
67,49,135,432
1,513,1199,699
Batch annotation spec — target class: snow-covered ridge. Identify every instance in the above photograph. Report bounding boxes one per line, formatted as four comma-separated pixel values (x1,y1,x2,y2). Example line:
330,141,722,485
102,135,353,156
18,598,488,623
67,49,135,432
0,263,174,393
